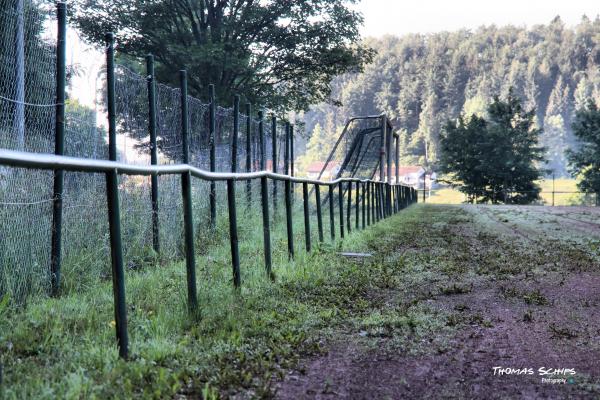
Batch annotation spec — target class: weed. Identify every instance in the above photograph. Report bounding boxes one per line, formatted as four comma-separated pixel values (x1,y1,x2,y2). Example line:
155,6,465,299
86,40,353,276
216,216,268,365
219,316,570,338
549,323,578,339
440,283,472,295
523,310,534,322
522,289,549,306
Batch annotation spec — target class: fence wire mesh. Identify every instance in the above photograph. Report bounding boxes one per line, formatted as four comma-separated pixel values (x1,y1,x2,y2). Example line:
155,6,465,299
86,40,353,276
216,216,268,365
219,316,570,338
0,1,387,308
319,117,385,181
0,0,57,302
0,0,297,303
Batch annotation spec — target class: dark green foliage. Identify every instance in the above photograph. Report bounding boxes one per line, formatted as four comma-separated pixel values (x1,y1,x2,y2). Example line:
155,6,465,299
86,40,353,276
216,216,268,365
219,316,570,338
71,0,374,112
439,91,546,204
306,17,600,172
567,100,600,203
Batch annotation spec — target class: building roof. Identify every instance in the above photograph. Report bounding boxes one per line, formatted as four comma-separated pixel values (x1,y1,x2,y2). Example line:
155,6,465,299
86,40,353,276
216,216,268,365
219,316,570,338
307,161,340,174
397,166,424,176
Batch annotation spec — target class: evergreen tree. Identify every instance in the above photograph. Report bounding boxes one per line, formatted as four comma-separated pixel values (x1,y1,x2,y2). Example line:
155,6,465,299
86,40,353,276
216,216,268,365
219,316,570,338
567,99,600,204
439,90,546,204
306,17,600,173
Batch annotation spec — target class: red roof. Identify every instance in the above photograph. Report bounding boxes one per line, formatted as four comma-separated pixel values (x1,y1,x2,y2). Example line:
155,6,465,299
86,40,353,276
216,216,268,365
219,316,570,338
397,166,424,175
307,161,339,173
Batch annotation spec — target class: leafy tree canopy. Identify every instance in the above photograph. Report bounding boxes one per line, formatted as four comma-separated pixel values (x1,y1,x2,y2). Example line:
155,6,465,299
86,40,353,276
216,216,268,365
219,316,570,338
305,17,600,174
71,0,374,112
567,100,600,203
439,90,546,204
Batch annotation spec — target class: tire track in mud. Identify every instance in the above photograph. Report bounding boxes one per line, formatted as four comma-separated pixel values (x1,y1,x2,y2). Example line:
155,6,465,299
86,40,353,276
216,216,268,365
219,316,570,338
466,206,536,243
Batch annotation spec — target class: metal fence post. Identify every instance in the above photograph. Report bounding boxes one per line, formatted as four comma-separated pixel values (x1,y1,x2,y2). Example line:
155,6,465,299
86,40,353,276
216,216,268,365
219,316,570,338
315,184,324,242
271,116,277,213
209,85,216,229
260,176,273,279
371,182,376,223
105,32,128,359
328,185,335,241
179,71,198,312
338,182,344,238
366,182,371,226
379,183,382,218
380,116,386,182
355,180,360,230
361,182,366,229
258,111,265,170
346,181,352,233
246,103,252,206
284,179,294,258
146,54,160,255
227,179,241,288
232,96,239,172
50,1,67,296
302,182,311,252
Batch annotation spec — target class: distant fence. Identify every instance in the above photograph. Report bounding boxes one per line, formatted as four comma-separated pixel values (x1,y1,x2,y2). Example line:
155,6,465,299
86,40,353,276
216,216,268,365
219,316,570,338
0,2,417,359
419,187,598,206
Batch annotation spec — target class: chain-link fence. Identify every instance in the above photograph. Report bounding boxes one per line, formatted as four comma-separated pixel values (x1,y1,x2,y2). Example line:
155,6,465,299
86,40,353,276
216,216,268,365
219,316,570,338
0,1,299,304
0,0,57,301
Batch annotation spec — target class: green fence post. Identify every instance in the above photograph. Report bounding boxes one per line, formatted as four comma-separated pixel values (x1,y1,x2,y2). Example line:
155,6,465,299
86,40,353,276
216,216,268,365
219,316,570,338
105,32,128,359
258,111,265,170
285,179,294,259
338,182,344,238
376,183,381,220
290,125,295,178
355,180,360,230
366,182,371,226
373,182,379,223
232,96,239,172
346,181,352,233
315,184,324,242
260,176,273,280
179,70,198,312
362,182,366,229
371,182,375,223
302,182,311,252
328,185,335,241
271,116,277,213
290,125,295,205
50,1,67,296
382,183,386,218
227,179,241,288
284,123,290,175
209,85,216,229
146,54,160,254
387,183,391,217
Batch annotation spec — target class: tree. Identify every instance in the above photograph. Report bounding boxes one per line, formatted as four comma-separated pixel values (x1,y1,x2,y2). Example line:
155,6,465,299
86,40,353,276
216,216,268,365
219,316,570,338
72,0,374,112
305,18,600,166
296,122,338,173
567,99,600,204
439,90,546,204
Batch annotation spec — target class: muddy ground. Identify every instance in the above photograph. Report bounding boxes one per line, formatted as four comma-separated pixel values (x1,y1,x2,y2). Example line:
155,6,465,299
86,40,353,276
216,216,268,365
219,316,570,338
275,205,600,399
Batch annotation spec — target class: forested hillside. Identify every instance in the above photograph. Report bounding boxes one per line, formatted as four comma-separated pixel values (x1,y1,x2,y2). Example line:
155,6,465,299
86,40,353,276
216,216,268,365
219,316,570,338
305,16,600,176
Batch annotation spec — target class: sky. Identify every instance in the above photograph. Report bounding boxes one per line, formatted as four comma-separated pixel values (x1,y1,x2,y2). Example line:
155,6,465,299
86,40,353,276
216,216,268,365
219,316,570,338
355,0,600,37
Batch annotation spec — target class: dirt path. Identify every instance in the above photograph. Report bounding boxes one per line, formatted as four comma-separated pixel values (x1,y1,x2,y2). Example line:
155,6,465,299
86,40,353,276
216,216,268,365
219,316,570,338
275,205,600,399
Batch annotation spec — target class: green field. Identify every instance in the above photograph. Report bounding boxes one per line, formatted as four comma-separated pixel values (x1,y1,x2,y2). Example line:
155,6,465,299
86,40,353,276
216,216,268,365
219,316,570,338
426,178,597,206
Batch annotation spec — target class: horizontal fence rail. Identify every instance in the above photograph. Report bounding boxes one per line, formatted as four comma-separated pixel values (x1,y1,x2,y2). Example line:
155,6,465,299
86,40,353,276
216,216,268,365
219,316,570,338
0,1,420,364
0,148,417,358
